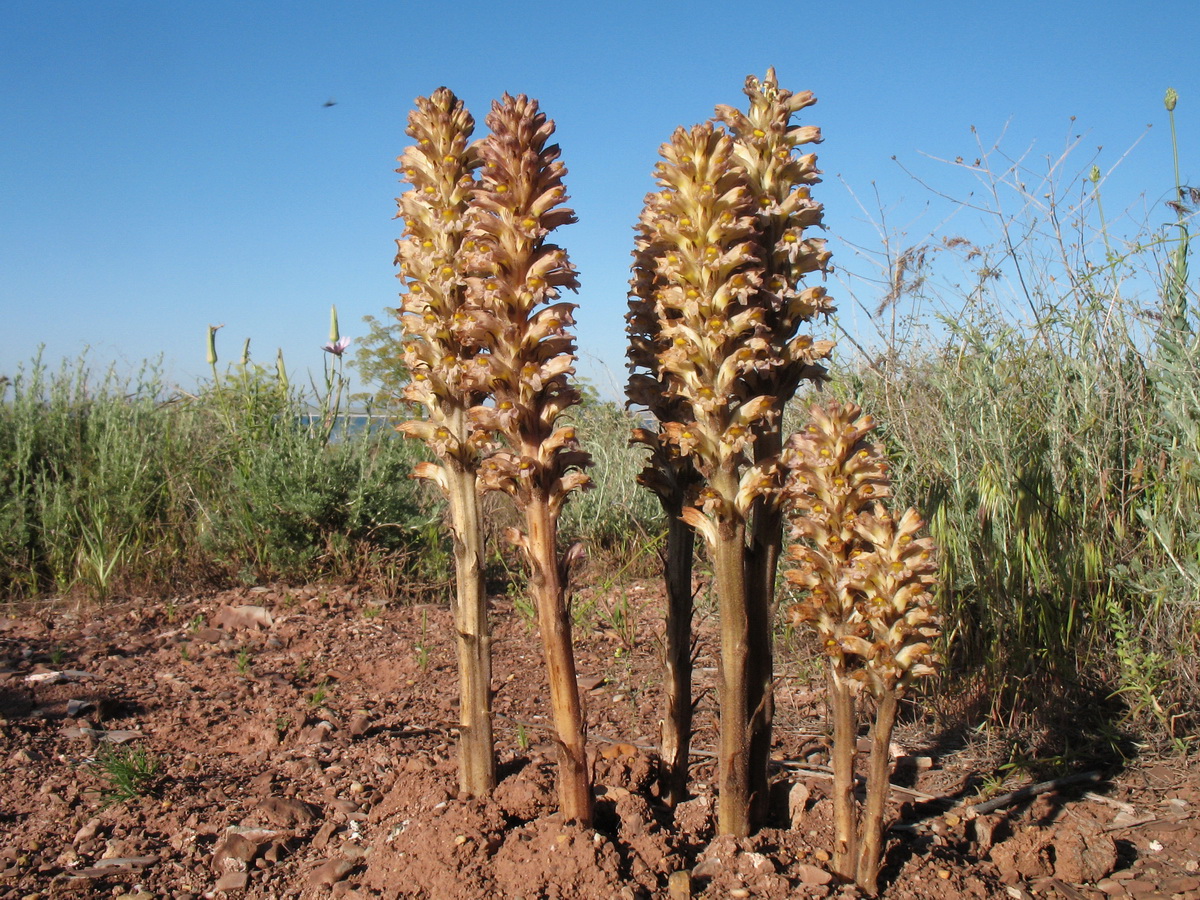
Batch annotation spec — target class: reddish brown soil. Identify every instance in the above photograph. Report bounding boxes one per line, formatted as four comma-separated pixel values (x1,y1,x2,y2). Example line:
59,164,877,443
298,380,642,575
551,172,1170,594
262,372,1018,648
1,580,1197,899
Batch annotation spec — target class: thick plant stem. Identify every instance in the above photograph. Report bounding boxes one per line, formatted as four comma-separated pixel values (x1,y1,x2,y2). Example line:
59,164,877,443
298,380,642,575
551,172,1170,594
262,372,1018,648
525,498,592,825
857,692,900,895
714,469,753,837
444,446,495,797
744,561,774,825
745,449,783,824
661,510,696,807
828,666,859,880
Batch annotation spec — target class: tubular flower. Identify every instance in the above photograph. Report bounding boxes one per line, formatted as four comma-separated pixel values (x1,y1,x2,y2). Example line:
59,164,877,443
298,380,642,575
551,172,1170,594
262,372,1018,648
465,93,591,514
783,401,941,693
394,87,489,468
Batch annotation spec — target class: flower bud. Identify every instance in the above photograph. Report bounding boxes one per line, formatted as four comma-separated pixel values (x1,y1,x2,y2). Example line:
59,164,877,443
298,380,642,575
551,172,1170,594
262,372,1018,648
1165,87,1178,112
329,305,341,344
206,324,222,366
275,348,289,392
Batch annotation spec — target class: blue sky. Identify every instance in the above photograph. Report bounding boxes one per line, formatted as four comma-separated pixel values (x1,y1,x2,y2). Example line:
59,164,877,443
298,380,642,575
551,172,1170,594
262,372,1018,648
3,0,1195,398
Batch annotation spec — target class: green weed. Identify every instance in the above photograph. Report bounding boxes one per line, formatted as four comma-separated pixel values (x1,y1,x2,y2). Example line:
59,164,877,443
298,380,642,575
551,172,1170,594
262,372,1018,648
92,744,163,806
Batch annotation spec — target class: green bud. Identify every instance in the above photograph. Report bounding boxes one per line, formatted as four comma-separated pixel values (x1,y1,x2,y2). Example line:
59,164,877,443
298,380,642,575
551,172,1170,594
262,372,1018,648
275,348,289,391
206,324,222,366
241,337,251,367
329,305,341,344
1165,87,1178,112
1089,165,1101,184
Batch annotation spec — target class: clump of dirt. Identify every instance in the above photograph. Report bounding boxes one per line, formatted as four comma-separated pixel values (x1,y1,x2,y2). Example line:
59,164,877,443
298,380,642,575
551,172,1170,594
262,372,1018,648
0,581,1197,899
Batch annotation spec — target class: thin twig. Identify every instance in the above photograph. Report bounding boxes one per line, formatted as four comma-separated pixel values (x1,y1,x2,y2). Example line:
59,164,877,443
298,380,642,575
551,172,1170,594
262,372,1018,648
969,770,1104,815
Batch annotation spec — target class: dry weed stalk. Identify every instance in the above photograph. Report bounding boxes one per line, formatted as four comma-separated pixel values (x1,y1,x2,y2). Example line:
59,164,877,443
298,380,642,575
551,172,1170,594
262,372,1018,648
465,93,594,824
393,87,496,797
784,401,940,894
627,69,833,834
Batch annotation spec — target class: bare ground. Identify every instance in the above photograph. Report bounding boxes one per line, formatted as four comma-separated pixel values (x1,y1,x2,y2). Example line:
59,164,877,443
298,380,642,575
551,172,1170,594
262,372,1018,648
1,580,1197,899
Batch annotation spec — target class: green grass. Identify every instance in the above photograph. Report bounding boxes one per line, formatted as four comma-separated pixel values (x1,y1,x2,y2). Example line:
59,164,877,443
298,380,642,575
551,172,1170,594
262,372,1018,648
818,95,1200,747
92,744,163,806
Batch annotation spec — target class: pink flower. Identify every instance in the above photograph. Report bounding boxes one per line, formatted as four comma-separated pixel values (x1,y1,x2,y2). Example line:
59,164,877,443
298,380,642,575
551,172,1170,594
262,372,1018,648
322,337,351,357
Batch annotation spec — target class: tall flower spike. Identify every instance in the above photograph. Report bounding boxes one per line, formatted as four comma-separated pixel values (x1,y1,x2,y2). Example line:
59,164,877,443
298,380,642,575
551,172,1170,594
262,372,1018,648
784,401,941,895
627,73,836,833
715,67,836,405
713,70,837,820
626,225,705,806
631,119,781,837
392,87,497,798
465,93,593,825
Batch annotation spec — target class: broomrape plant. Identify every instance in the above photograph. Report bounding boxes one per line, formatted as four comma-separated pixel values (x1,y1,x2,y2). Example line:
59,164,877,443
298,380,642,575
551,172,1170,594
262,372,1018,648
784,401,940,895
627,69,834,834
394,87,496,797
465,94,594,824
397,88,593,821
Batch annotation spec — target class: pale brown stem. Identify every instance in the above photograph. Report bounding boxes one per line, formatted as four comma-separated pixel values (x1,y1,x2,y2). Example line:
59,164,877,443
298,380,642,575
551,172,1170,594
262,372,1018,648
661,510,695,807
857,691,900,896
714,467,753,837
524,494,592,825
828,665,859,880
745,427,784,824
444,449,495,797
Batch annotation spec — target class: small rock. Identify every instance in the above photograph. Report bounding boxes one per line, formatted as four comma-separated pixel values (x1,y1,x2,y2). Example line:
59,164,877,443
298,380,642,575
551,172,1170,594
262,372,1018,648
797,863,833,886
1162,876,1200,893
259,796,320,828
214,605,274,631
347,714,370,738
667,869,691,899
691,856,722,880
740,851,775,876
1053,828,1118,883
310,857,354,887
73,819,103,846
788,782,811,828
1120,880,1157,897
312,821,338,850
214,871,248,892
212,833,259,873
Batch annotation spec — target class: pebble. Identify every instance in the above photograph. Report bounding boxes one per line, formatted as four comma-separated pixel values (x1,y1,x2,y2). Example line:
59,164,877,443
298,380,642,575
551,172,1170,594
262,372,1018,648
310,857,354,887
213,871,248,892
667,870,691,900
797,864,833,886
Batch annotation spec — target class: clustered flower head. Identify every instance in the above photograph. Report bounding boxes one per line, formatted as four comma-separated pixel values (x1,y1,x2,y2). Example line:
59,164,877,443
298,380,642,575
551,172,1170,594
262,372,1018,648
393,87,489,479
626,71,836,548
464,93,591,519
714,67,836,404
784,401,941,696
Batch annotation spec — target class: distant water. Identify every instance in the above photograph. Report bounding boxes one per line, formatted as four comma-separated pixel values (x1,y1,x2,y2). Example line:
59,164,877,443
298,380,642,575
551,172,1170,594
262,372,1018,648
296,413,398,441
